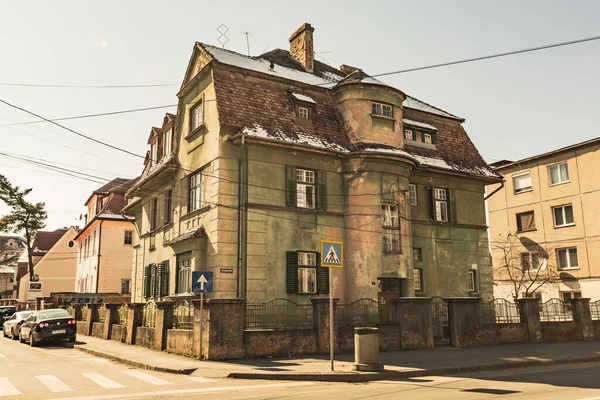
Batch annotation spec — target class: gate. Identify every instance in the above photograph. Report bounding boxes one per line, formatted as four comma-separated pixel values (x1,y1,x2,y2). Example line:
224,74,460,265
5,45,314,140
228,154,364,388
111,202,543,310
431,297,450,346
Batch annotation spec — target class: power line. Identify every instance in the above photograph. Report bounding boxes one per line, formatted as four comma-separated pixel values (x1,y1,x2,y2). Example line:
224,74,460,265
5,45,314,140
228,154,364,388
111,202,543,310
0,83,177,89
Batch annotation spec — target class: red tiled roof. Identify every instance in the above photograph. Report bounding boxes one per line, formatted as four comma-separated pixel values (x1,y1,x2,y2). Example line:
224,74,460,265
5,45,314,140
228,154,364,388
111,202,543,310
31,229,68,256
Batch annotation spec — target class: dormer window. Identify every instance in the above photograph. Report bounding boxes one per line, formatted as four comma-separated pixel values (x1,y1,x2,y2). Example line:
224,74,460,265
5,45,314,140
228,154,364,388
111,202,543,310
298,106,309,119
372,102,393,118
404,129,414,140
163,127,172,158
150,143,158,166
423,133,433,144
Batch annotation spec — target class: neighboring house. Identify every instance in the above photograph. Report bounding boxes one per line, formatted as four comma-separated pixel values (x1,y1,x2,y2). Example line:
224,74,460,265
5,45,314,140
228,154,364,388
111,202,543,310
487,137,600,301
125,23,500,304
0,265,15,299
0,235,25,298
18,227,79,305
73,178,137,296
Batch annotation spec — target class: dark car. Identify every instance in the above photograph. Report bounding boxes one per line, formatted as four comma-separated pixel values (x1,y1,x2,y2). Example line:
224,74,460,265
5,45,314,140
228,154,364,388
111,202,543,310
19,309,76,346
3,311,34,340
0,306,17,328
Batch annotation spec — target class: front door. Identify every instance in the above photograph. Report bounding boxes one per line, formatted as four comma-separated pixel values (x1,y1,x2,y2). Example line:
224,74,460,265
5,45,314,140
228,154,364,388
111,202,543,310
377,278,401,324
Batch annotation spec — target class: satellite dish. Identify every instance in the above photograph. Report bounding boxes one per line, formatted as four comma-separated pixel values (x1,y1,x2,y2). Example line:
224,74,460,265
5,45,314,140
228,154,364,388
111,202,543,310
32,274,40,282
68,240,74,248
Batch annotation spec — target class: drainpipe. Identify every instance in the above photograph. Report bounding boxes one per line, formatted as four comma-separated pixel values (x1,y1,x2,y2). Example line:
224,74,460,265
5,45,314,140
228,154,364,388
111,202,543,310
484,180,504,201
236,135,248,299
95,221,103,294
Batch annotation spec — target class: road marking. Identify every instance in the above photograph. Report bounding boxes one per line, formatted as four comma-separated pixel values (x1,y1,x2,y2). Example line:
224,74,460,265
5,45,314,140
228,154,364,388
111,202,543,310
0,378,20,396
123,371,172,386
187,377,216,383
54,382,313,400
83,373,125,389
36,375,74,393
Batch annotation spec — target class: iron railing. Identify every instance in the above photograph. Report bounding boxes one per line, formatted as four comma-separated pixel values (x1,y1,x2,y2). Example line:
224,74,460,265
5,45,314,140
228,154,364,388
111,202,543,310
172,301,194,330
245,298,313,329
540,299,573,322
80,305,89,322
337,298,394,327
97,304,107,323
118,304,128,325
431,297,450,345
591,300,600,320
142,301,157,328
480,298,520,324
66,305,74,318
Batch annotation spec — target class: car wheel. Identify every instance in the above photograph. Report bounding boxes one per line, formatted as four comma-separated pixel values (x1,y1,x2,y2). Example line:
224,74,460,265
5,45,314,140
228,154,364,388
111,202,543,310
10,328,16,340
19,332,25,343
2,328,6,338
29,333,36,347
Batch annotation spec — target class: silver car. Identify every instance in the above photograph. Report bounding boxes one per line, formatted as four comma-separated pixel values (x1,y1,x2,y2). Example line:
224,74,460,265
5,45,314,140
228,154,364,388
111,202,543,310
2,311,34,340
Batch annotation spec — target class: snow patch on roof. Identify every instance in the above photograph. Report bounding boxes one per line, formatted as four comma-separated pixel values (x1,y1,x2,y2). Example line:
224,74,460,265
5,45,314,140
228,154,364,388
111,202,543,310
403,95,462,120
362,147,415,159
403,118,437,131
97,212,132,221
291,92,316,104
0,265,15,274
241,125,349,153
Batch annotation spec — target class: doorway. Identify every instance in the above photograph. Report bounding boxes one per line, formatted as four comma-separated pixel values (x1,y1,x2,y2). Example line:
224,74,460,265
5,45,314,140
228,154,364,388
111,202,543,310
377,278,401,324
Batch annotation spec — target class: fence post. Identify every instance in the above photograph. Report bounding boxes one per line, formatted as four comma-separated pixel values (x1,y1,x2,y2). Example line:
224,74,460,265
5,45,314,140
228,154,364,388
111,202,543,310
72,303,83,320
103,303,120,340
192,298,207,359
446,297,481,348
393,297,434,350
571,297,594,341
311,297,339,354
154,301,172,351
517,298,542,343
126,303,145,345
205,299,245,360
84,304,100,336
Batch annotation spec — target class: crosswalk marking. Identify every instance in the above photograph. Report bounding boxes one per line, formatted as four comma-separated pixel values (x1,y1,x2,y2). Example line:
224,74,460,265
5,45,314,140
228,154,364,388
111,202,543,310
187,377,216,383
83,373,124,389
36,375,73,393
123,371,172,386
0,378,20,397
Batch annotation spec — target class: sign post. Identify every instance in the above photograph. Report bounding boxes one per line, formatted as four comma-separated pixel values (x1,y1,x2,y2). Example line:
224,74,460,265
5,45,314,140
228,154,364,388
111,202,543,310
320,240,343,372
192,271,213,360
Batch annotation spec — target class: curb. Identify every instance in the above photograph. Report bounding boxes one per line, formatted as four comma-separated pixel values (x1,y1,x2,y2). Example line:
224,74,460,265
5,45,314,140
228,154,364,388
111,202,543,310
75,346,197,375
228,355,600,382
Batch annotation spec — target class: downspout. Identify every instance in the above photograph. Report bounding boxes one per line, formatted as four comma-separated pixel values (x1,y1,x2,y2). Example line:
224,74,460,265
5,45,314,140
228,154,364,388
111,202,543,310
484,180,504,201
236,135,247,299
95,221,103,294
122,211,140,302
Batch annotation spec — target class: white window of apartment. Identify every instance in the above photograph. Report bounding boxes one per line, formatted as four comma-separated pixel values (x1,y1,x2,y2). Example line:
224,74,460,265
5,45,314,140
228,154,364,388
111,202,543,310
434,188,448,222
468,270,477,292
296,169,316,209
560,291,582,302
176,252,192,293
298,106,309,119
557,248,579,270
189,170,204,212
124,230,133,245
553,204,574,227
163,127,172,158
521,252,541,271
549,163,569,186
371,102,393,117
190,100,203,132
513,172,533,194
381,204,400,253
297,252,317,294
408,184,417,206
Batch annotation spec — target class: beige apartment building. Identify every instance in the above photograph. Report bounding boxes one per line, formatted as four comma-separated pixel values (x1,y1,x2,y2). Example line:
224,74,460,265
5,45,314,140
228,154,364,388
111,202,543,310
487,138,600,302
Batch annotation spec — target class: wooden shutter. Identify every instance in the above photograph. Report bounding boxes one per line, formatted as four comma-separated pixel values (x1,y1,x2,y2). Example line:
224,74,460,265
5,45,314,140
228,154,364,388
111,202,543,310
143,265,151,298
317,252,330,294
286,251,299,294
286,166,297,207
429,187,436,220
317,171,327,210
159,261,170,296
179,176,189,215
448,189,457,223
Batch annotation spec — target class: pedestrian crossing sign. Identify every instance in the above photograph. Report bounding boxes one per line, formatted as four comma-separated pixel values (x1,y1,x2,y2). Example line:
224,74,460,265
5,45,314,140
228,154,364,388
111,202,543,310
320,240,343,268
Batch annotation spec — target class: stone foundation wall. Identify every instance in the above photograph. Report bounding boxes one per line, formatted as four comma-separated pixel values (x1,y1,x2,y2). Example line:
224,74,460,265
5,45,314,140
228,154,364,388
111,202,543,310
244,329,317,358
166,329,194,356
91,322,104,338
76,321,87,336
541,322,581,342
476,323,528,345
135,326,155,348
110,324,126,342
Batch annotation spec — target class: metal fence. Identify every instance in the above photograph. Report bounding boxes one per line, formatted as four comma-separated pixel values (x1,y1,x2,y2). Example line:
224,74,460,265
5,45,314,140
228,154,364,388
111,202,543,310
172,301,194,330
431,297,450,345
245,298,313,329
480,298,521,324
118,304,128,325
142,301,157,328
591,300,600,321
80,305,89,322
540,299,573,322
66,305,74,318
336,298,394,327
97,304,107,323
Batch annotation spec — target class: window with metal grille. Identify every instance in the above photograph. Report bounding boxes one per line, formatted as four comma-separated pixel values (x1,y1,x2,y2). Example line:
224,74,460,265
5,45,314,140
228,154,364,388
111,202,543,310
414,268,424,292
121,279,131,295
124,230,133,245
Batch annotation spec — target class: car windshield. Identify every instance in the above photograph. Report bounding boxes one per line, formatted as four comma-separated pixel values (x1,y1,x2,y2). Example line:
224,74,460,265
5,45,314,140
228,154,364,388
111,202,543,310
36,309,70,320
16,312,33,319
0,308,16,316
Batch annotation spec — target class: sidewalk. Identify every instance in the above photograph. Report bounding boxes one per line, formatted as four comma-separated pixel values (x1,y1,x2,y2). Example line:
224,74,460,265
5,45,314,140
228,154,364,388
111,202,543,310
75,336,600,382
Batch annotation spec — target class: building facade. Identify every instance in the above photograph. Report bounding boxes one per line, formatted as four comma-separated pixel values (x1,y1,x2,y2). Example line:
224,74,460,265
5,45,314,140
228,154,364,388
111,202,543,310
125,23,499,304
74,178,137,296
487,138,600,301
0,235,25,298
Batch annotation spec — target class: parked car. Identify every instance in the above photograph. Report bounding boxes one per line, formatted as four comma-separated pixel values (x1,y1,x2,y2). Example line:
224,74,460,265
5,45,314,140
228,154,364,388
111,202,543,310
3,311,34,340
0,306,17,328
19,309,76,346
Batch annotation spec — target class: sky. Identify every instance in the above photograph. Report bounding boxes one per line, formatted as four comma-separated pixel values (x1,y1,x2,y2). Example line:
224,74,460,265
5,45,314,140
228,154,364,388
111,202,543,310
0,0,599,232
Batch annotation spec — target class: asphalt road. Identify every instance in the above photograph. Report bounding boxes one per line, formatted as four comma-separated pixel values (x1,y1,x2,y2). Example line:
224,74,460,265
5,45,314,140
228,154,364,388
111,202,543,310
2,334,600,400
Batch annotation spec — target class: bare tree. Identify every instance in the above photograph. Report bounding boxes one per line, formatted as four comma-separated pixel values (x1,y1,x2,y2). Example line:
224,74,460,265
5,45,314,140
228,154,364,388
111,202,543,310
492,233,560,302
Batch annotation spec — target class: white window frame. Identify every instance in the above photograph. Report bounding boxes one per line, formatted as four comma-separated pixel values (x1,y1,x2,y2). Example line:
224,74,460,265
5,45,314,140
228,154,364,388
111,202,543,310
297,252,317,294
381,204,399,228
163,127,172,158
434,188,448,222
552,204,574,227
189,170,204,212
408,184,417,206
371,102,393,117
513,172,533,194
298,106,309,119
404,129,413,140
190,101,204,132
423,133,432,144
557,248,579,270
468,270,476,292
381,205,400,253
549,163,570,186
150,143,157,166
296,169,315,209
176,252,192,294
521,252,541,272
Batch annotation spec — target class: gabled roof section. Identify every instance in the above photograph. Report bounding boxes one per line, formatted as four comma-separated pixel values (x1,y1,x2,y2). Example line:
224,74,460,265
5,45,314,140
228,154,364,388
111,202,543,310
31,229,69,257
84,177,137,206
180,43,215,91
162,113,176,128
147,127,162,144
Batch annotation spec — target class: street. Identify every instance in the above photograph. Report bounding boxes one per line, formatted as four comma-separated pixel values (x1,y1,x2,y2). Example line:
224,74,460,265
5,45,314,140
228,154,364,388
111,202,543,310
2,336,600,399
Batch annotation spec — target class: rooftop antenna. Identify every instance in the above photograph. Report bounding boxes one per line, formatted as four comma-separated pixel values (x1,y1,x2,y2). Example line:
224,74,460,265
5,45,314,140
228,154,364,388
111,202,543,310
217,24,230,48
243,31,251,56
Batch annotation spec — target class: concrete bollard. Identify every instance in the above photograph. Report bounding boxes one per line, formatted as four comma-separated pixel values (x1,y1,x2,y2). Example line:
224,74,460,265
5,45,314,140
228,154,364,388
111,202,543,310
352,327,384,372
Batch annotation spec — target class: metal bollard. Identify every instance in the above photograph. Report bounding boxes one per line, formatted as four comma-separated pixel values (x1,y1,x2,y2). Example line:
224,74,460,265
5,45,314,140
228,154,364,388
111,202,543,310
352,327,384,372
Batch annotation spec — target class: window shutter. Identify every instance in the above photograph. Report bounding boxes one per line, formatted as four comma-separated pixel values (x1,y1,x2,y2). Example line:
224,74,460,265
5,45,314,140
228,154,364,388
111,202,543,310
143,265,151,298
179,176,189,215
449,189,457,223
286,251,299,294
429,187,436,220
159,261,170,296
317,252,330,294
286,166,297,207
317,171,327,210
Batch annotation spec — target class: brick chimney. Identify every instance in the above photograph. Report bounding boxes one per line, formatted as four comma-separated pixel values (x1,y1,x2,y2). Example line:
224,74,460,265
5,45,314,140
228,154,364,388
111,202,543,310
289,23,314,73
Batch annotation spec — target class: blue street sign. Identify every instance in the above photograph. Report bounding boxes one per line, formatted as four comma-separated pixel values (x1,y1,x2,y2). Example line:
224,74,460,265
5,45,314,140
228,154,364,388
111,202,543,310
192,271,213,293
320,240,343,268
